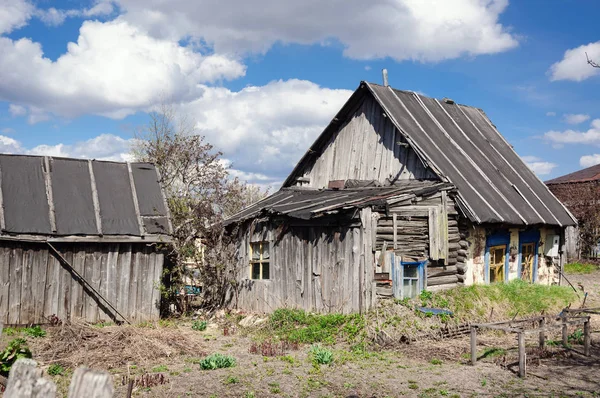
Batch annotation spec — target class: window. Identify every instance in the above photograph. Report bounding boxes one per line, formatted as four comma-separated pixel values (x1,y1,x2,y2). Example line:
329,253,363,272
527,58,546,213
402,263,421,299
249,242,270,280
391,257,426,299
489,245,506,283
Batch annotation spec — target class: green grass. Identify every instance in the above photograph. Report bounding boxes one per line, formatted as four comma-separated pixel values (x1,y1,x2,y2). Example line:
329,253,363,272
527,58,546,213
267,308,365,344
428,279,576,321
23,325,46,338
47,364,65,376
192,320,208,331
564,262,598,274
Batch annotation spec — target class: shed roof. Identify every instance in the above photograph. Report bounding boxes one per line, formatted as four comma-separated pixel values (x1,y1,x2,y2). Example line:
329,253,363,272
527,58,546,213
283,82,576,226
225,180,452,225
545,164,600,185
0,154,172,240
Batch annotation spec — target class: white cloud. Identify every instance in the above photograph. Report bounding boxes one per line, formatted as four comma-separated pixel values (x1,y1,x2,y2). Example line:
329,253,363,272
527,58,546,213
549,41,600,82
520,155,557,176
546,111,556,117
8,104,26,117
0,19,246,119
117,0,518,62
179,79,351,180
544,119,600,146
0,0,34,34
563,113,590,125
580,154,600,168
0,133,134,161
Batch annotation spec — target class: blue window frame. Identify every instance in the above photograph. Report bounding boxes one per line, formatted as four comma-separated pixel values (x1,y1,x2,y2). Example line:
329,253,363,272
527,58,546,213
391,256,427,299
485,232,510,283
518,230,540,283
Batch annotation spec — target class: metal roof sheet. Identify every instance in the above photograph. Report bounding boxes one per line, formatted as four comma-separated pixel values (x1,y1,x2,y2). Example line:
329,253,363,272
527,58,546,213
546,163,600,185
363,83,575,226
0,154,172,237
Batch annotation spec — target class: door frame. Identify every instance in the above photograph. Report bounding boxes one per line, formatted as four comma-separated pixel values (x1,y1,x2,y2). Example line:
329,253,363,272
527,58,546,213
485,232,510,284
518,230,540,283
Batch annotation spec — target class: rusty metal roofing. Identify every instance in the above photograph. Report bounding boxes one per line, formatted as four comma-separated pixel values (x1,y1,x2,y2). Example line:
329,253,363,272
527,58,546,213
545,164,600,185
225,180,452,225
0,154,172,237
284,82,576,226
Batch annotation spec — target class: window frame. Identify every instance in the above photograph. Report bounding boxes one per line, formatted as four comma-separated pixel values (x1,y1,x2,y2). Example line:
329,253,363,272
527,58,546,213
249,241,270,280
485,232,510,284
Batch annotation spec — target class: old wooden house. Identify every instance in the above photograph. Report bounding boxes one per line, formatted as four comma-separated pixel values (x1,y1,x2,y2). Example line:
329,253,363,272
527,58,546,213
0,154,172,325
225,81,576,314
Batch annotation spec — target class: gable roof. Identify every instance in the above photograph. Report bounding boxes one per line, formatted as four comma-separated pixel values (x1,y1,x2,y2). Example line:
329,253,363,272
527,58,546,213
226,180,452,225
546,164,600,185
284,82,576,227
0,154,172,238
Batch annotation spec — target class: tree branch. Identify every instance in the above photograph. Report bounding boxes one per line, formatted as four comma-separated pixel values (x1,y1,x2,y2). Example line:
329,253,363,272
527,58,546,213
586,52,600,68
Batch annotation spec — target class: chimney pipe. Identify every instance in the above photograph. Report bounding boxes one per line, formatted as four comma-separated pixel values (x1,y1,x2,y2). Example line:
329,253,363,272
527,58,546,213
382,69,389,87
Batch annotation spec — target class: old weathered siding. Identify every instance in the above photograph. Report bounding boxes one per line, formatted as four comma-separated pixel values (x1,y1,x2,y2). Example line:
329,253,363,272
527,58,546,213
374,191,461,291
235,218,375,314
298,96,437,188
0,241,162,325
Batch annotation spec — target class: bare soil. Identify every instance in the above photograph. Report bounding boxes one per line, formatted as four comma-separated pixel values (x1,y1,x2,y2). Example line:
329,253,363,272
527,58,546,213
2,271,600,398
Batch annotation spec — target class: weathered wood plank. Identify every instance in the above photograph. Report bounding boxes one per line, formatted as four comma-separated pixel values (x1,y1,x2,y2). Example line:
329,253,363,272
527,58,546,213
70,248,86,320
20,248,34,324
8,245,23,325
32,248,48,324
0,245,11,324
67,367,114,398
5,359,57,398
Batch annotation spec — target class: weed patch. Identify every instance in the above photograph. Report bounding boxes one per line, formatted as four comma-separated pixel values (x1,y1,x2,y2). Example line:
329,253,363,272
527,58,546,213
267,309,365,344
0,338,32,375
564,263,598,274
24,325,46,338
47,364,65,376
192,320,208,331
200,353,236,370
309,345,333,365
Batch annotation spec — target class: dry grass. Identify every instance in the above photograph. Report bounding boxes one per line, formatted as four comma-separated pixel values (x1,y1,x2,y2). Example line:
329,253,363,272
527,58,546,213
29,321,206,369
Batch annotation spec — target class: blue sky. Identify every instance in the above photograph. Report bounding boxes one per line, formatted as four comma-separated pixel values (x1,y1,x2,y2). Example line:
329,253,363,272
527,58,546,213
1,0,600,187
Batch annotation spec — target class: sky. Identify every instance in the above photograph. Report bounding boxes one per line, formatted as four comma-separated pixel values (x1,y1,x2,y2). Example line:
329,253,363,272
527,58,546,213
1,0,600,188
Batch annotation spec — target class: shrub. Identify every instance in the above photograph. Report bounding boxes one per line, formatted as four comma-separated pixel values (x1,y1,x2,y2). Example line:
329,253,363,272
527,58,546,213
24,325,46,338
309,344,333,365
192,320,208,331
0,338,32,375
47,364,65,376
200,353,236,370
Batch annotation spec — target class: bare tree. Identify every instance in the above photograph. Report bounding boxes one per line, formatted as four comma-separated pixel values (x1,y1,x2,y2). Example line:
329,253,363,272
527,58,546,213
134,104,269,312
586,52,600,68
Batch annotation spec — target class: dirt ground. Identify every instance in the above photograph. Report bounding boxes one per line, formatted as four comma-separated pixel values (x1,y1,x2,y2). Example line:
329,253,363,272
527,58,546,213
3,270,600,398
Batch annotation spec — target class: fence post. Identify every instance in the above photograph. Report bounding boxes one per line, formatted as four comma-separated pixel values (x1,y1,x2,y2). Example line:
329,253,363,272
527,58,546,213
561,313,568,346
584,318,591,357
518,332,526,378
470,326,477,365
538,317,545,349
4,359,57,398
67,367,114,398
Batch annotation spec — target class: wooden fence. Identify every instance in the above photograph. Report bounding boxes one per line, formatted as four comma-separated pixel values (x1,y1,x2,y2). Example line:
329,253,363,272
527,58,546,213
3,359,114,398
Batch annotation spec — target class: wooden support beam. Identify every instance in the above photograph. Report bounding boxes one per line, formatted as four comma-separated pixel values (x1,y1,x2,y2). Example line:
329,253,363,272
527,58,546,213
43,156,57,233
392,214,398,250
561,314,568,347
88,160,103,235
127,162,145,236
0,160,5,231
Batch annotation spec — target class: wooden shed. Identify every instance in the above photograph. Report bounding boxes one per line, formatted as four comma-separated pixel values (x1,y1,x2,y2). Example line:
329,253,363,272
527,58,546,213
0,154,172,325
225,81,576,314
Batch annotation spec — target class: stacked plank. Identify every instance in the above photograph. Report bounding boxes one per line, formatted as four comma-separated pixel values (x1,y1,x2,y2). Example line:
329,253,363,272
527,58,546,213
374,215,428,261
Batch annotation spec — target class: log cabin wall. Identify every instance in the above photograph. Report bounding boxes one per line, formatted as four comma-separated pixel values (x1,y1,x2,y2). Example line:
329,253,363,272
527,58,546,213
297,95,438,188
374,191,464,292
235,212,375,314
0,241,163,325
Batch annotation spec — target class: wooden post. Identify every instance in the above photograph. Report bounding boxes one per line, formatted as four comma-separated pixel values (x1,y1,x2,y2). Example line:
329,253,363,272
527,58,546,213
4,359,57,398
470,326,477,365
392,214,398,250
561,313,568,346
538,317,545,349
67,367,114,398
518,332,526,378
584,318,591,357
